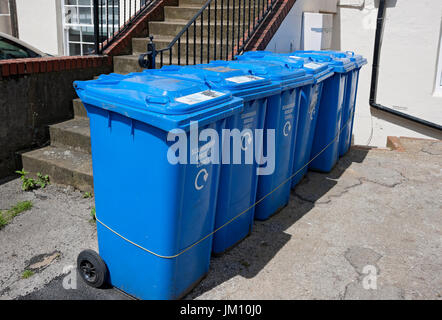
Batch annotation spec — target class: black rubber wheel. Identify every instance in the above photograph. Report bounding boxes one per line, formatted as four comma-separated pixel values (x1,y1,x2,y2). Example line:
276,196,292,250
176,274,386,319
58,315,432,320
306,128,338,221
77,249,108,288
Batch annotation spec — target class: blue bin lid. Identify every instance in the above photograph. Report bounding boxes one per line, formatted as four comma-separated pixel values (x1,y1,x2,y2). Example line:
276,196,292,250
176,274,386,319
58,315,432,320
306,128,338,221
236,51,333,84
304,50,367,68
74,72,243,132
148,62,281,102
292,51,356,73
334,51,367,68
210,59,313,90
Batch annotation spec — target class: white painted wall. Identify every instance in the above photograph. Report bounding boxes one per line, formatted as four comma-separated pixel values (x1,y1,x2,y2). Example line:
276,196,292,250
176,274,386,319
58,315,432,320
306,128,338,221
335,0,442,146
265,0,338,53
15,0,63,55
267,0,442,146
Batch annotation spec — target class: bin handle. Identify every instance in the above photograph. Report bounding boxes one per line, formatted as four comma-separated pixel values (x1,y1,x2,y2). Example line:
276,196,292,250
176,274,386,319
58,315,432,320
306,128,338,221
146,96,169,105
300,90,308,104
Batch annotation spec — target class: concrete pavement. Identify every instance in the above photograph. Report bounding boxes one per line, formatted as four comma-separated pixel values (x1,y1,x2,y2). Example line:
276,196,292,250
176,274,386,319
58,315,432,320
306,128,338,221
1,137,441,300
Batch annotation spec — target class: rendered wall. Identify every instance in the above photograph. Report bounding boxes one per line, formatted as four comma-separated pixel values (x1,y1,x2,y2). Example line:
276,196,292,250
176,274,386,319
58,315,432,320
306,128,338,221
265,0,338,53
266,0,442,146
15,0,62,55
334,0,442,146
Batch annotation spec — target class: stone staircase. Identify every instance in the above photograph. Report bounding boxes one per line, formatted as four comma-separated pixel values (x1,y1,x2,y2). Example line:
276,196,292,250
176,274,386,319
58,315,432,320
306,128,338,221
21,100,94,192
115,0,251,73
21,0,254,192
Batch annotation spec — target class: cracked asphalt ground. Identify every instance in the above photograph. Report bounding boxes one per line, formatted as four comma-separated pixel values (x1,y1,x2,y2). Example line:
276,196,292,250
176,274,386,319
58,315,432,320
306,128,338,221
1,138,441,300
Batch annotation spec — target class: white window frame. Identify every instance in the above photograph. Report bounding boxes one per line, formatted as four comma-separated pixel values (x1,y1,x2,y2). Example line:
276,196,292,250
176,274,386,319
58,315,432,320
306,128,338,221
61,0,119,56
62,0,95,56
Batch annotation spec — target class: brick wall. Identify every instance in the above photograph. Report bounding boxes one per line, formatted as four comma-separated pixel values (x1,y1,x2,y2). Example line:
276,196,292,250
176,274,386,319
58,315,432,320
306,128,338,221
245,0,297,51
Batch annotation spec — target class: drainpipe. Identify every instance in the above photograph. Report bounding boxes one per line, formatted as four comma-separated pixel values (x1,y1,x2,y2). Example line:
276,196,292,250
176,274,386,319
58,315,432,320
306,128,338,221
8,0,19,38
369,0,442,132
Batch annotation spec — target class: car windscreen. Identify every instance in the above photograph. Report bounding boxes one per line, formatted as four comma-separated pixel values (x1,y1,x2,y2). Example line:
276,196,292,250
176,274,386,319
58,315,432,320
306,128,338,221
0,36,42,60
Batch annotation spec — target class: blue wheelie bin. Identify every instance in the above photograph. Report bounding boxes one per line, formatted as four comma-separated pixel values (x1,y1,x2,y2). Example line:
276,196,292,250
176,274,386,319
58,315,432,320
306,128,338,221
235,52,334,187
339,52,367,154
288,57,334,186
296,51,360,157
74,72,243,299
292,51,355,172
230,57,315,220
148,62,280,253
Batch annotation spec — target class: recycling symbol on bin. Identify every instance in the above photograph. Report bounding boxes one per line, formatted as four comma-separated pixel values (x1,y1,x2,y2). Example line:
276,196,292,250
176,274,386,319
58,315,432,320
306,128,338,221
195,168,209,191
241,132,253,151
283,121,292,137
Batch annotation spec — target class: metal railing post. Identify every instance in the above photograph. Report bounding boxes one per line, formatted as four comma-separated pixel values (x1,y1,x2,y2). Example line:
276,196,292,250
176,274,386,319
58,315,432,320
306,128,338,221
138,36,157,69
140,0,277,66
93,0,100,54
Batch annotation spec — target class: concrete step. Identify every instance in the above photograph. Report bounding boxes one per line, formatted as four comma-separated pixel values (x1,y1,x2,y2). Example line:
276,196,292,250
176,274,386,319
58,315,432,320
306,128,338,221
73,98,87,119
149,19,248,39
21,146,93,193
165,5,253,22
133,36,233,62
114,53,224,74
49,118,91,154
179,0,208,6
113,55,145,74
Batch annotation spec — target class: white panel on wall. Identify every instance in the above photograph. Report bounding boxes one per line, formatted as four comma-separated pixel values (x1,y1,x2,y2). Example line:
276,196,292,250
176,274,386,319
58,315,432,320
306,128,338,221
302,12,333,50
265,0,337,53
15,0,61,55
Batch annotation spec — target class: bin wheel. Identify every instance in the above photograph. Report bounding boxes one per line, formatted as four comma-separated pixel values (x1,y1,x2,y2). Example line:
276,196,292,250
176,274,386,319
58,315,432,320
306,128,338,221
77,249,108,288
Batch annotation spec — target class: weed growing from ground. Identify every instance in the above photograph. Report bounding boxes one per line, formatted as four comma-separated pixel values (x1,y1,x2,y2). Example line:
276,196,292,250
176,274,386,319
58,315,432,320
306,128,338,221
21,270,34,279
90,207,96,223
36,173,50,188
0,201,33,229
0,215,7,228
16,170,50,191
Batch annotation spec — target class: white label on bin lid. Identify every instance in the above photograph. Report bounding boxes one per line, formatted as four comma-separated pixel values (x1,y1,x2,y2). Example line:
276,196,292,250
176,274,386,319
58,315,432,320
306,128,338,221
289,55,303,60
175,90,225,105
304,62,324,70
225,75,264,84
203,66,240,73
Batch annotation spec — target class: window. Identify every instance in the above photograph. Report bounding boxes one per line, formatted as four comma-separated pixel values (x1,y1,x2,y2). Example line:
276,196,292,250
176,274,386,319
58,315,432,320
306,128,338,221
0,36,41,60
63,0,119,56
435,33,442,96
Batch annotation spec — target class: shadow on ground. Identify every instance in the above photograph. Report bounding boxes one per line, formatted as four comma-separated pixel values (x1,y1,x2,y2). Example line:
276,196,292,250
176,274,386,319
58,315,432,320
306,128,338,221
185,148,369,299
15,148,369,300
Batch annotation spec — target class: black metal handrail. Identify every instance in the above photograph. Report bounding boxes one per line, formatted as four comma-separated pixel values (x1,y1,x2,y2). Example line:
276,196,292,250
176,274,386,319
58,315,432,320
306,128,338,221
139,0,277,68
93,0,158,54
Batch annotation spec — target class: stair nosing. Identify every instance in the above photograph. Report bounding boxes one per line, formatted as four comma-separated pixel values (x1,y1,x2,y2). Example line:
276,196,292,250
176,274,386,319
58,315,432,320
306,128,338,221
22,146,92,177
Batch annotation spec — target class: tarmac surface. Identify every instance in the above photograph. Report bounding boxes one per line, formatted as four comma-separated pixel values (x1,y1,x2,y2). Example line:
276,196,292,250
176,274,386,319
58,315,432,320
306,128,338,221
1,137,441,300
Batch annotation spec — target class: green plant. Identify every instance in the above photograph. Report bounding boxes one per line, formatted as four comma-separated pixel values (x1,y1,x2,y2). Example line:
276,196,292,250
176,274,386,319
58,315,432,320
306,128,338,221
0,201,33,230
9,201,33,217
16,169,36,191
90,207,96,222
240,260,251,268
0,214,7,228
36,173,50,188
21,270,34,279
83,192,93,199
15,169,49,191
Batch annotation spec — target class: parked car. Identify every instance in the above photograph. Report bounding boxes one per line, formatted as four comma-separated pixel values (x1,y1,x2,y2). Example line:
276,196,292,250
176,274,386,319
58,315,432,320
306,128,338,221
0,32,49,60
